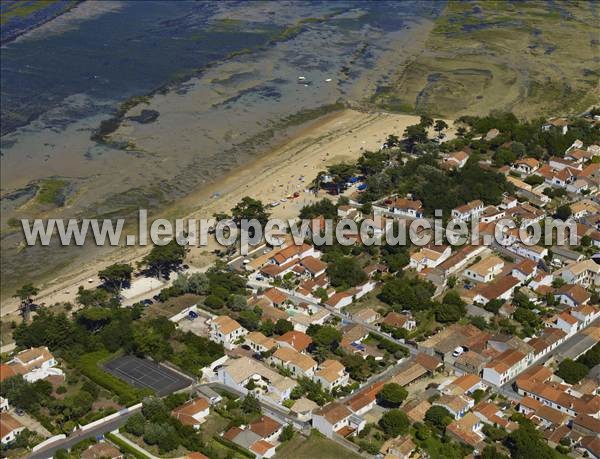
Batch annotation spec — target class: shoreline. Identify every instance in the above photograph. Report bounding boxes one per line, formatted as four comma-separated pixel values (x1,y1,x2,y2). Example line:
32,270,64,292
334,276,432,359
0,0,84,46
0,109,451,315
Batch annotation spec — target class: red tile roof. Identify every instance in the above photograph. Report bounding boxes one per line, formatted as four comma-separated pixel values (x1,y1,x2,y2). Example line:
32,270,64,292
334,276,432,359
276,331,312,352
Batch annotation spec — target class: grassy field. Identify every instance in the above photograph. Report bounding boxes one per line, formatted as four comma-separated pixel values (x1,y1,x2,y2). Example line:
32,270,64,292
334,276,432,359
372,1,600,118
35,178,69,206
275,431,363,459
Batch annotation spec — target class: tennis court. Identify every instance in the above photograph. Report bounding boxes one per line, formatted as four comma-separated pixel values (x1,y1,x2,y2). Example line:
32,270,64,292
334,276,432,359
104,355,192,396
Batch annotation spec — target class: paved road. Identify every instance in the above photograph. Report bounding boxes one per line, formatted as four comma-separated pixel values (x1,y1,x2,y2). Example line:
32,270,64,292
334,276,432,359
29,408,140,459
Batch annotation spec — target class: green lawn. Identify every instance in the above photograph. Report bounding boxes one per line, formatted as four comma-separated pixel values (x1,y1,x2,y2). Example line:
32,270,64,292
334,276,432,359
275,431,363,459
35,178,68,206
200,412,230,438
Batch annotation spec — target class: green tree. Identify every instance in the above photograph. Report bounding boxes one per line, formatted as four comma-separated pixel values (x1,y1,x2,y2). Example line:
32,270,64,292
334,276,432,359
425,406,453,431
299,198,337,219
188,272,209,294
434,119,448,138
76,286,112,308
378,276,434,311
420,115,434,128
13,283,40,321
435,291,466,323
377,383,408,407
378,409,409,437
403,124,428,152
241,393,261,414
555,204,572,221
98,263,133,294
142,240,186,277
76,307,113,332
204,295,224,309
506,420,558,459
279,424,294,442
493,148,517,166
238,310,261,331
231,196,270,226
230,294,247,311
481,445,509,459
577,342,600,369
556,358,589,384
274,319,293,335
310,325,342,349
326,256,367,289
260,319,275,336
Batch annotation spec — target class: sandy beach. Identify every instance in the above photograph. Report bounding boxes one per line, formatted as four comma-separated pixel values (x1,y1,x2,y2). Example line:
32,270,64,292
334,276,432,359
0,109,453,320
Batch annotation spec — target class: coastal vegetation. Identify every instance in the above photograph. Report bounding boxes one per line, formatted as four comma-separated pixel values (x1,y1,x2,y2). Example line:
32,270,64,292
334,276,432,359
35,178,69,207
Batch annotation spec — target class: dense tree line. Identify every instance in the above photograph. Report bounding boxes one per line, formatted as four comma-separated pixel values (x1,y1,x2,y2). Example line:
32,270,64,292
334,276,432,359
123,395,204,454
13,306,223,378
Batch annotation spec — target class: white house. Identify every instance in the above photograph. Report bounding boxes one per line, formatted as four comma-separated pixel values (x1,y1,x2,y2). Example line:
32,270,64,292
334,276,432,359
324,291,353,309
380,312,416,331
511,158,540,175
444,151,469,169
479,206,506,223
511,259,538,282
571,304,600,327
433,394,474,420
249,415,283,444
216,356,297,403
554,284,591,308
245,332,277,354
312,402,365,438
473,275,520,304
557,259,600,287
373,198,424,218
209,316,248,350
0,413,24,445
7,347,62,383
542,118,569,135
270,347,317,378
313,359,349,391
452,200,485,221
549,311,580,336
409,245,451,272
509,243,548,262
482,349,528,386
464,256,504,283
171,397,210,429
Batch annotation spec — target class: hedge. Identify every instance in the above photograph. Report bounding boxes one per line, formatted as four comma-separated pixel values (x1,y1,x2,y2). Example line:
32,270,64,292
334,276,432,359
76,351,152,405
105,433,150,459
213,435,255,458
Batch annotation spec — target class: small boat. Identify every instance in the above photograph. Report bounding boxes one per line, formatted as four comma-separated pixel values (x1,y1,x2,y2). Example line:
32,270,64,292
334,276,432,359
325,78,332,82
298,76,306,80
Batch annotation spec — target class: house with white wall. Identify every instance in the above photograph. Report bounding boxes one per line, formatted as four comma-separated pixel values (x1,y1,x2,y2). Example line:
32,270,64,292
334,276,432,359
216,356,296,403
270,347,317,378
0,413,24,445
209,316,248,350
313,359,349,391
464,256,504,283
451,200,485,221
312,402,365,438
482,349,528,386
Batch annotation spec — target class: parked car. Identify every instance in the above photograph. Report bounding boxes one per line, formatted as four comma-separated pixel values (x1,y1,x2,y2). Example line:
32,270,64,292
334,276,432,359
452,346,465,358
